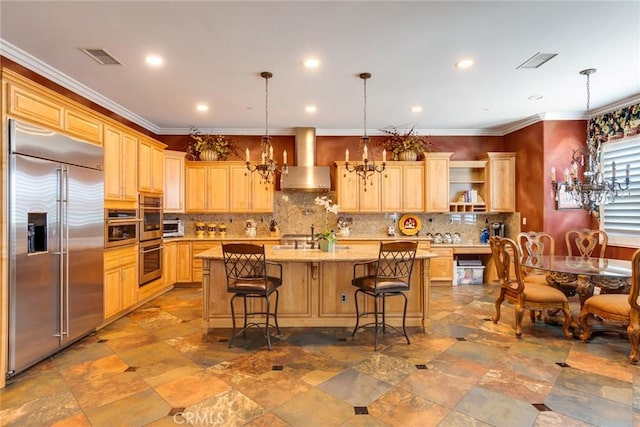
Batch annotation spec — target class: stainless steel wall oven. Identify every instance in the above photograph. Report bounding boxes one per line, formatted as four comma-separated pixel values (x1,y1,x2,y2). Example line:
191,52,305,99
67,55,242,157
139,238,162,285
139,193,163,241
105,209,139,248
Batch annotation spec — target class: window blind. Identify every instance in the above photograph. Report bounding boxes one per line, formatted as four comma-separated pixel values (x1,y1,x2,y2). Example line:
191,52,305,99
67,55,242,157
601,136,640,247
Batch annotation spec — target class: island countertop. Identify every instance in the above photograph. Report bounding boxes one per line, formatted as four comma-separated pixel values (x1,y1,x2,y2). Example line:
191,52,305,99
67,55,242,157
198,243,436,330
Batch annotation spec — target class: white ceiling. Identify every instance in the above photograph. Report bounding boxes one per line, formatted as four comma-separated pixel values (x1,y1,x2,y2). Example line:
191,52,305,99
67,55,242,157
1,1,639,136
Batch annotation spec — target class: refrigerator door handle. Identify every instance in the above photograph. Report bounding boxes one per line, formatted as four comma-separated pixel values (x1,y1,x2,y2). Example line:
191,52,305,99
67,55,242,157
63,165,70,337
55,167,64,338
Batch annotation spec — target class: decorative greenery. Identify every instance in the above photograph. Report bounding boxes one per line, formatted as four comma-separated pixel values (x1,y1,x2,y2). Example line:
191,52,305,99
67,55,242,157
378,125,433,159
187,127,240,160
314,195,339,241
314,230,337,243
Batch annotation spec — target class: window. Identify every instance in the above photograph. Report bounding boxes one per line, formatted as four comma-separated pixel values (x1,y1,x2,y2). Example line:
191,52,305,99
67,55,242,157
600,136,640,247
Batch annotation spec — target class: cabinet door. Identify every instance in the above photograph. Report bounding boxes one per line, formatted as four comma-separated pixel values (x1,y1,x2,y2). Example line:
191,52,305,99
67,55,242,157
425,153,451,213
8,83,64,130
163,241,177,286
358,172,381,212
176,242,192,283
429,248,454,284
121,263,138,309
403,164,424,212
335,164,358,212
251,176,274,212
381,165,402,212
163,151,185,213
138,141,153,192
229,166,251,212
185,164,207,212
121,132,139,201
483,153,515,212
64,109,103,145
104,268,122,318
151,146,164,192
104,127,124,201
207,165,230,212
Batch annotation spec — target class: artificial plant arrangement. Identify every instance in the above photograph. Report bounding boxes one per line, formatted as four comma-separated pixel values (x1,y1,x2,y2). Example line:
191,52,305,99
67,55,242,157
313,195,339,242
378,125,433,160
187,127,240,161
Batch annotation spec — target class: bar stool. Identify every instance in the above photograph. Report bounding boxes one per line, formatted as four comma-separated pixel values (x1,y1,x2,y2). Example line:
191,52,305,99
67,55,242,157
351,241,418,350
222,243,282,350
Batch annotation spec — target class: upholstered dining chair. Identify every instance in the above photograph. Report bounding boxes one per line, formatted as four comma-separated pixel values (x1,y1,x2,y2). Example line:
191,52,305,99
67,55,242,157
517,231,555,286
490,236,573,339
352,241,418,351
222,243,282,350
578,249,640,364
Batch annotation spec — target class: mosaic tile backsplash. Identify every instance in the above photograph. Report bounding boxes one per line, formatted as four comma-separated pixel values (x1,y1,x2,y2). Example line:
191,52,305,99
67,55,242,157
169,191,519,244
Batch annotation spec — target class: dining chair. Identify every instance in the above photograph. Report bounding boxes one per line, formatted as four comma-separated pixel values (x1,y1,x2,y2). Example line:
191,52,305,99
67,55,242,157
517,231,555,286
578,249,640,364
222,243,282,350
490,236,573,339
565,228,608,258
351,241,418,351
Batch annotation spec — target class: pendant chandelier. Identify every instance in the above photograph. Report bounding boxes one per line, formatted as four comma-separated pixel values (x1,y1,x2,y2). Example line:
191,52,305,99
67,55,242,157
246,71,288,184
344,72,386,188
551,68,630,216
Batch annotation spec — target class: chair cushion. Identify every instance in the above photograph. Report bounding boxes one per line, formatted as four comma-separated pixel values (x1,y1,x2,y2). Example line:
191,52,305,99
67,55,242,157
352,275,409,292
523,283,568,303
229,276,282,293
583,294,630,317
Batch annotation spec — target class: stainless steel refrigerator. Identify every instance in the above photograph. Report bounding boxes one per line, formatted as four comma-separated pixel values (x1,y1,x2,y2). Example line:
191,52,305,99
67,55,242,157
7,119,104,377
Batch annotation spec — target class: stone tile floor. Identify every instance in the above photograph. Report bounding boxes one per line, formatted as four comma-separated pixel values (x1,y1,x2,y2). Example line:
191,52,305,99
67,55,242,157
1,284,639,426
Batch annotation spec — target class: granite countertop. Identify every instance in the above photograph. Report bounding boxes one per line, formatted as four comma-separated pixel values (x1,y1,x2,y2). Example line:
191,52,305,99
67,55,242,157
196,244,437,262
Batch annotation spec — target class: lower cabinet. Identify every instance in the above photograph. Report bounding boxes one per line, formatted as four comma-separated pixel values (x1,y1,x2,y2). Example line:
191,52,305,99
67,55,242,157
192,242,218,283
163,241,177,286
104,245,138,319
429,247,454,286
176,242,193,283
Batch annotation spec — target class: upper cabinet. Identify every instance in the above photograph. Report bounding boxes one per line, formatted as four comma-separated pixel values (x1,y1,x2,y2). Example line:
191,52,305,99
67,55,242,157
448,160,487,212
424,153,452,213
184,161,273,213
380,162,424,212
480,152,516,212
138,138,165,194
335,162,381,213
104,125,138,207
163,150,186,213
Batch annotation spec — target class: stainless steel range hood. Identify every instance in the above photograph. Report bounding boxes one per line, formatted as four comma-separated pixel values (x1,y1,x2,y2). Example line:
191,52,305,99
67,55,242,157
280,127,331,192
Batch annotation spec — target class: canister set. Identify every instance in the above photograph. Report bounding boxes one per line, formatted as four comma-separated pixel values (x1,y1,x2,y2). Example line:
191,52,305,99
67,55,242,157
195,222,227,238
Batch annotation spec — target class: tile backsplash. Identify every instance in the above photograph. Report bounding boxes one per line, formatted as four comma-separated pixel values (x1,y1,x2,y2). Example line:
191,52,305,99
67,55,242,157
168,191,520,243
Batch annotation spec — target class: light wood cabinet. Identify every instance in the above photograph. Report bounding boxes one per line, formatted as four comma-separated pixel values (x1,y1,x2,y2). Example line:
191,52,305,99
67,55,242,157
184,162,230,213
176,242,193,283
424,153,452,213
480,152,516,212
163,150,186,213
7,82,64,131
429,247,454,286
138,138,165,193
163,241,177,287
104,125,138,206
229,163,274,213
381,165,402,212
192,242,218,284
64,108,103,145
381,163,425,212
104,245,138,319
334,161,381,212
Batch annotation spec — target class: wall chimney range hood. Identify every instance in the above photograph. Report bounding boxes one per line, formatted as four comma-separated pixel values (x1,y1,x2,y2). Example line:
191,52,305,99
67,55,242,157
280,127,331,192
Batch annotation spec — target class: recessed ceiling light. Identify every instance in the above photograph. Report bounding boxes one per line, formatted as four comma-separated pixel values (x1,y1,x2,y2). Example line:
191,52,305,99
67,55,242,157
410,106,423,113
305,105,317,113
145,55,164,67
455,59,474,69
303,58,320,68
196,103,209,112
528,94,543,101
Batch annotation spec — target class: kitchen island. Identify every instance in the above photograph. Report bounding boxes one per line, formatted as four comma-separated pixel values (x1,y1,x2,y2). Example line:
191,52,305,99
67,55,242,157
196,244,437,330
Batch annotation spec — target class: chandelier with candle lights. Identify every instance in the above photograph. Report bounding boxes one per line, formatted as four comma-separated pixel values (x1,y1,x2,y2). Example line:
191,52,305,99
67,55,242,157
344,72,386,188
551,68,630,216
246,71,288,184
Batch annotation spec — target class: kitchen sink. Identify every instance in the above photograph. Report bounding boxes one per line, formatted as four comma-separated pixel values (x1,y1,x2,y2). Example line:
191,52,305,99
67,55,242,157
271,245,350,251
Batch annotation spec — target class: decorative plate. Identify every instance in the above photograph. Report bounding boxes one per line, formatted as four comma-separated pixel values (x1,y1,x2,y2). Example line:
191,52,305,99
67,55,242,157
399,214,421,236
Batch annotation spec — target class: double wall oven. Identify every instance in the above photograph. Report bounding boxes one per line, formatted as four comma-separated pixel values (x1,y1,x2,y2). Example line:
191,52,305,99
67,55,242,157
139,193,163,285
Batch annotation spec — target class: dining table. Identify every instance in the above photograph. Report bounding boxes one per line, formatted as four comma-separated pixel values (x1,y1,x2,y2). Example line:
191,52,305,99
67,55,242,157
521,255,633,307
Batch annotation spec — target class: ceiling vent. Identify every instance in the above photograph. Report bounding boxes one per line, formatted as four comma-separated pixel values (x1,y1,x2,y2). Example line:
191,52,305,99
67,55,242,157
516,52,557,69
80,48,122,65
